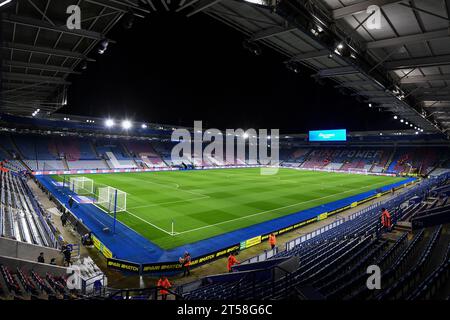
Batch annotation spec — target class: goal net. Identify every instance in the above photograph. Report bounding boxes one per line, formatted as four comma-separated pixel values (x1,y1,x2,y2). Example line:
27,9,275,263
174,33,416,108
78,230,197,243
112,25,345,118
348,168,369,175
69,177,94,195
96,186,127,213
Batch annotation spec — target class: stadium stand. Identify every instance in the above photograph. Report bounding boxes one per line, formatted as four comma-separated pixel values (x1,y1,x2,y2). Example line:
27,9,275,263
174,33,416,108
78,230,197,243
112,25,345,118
0,171,57,248
122,140,167,168
2,130,450,176
0,265,72,300
180,173,450,300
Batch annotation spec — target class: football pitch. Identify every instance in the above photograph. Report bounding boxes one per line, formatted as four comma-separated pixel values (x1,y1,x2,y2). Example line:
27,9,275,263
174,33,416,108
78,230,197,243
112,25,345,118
53,168,407,249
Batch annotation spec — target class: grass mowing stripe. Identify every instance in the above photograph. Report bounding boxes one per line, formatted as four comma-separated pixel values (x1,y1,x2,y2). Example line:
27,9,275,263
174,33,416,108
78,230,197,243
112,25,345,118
174,179,390,235
51,168,407,249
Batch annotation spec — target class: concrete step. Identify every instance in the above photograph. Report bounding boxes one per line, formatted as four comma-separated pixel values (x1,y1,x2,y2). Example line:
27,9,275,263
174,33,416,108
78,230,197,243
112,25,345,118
381,230,405,242
395,221,412,233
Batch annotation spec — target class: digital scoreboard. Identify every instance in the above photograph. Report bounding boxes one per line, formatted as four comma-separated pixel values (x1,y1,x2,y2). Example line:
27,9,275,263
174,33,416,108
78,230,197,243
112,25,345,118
309,129,347,142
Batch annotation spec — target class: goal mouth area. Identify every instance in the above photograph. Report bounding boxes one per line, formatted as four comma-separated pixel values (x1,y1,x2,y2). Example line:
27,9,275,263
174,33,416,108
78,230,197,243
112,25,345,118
95,186,127,213
68,176,95,196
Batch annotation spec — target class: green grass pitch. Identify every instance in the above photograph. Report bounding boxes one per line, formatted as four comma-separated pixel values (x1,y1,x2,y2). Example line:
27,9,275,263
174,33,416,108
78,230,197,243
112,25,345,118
54,168,406,249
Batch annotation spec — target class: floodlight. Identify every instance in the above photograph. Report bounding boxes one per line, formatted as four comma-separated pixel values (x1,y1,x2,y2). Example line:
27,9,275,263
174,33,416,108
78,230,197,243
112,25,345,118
105,119,115,127
393,115,398,119
98,39,109,54
122,120,132,130
243,132,249,139
141,123,147,129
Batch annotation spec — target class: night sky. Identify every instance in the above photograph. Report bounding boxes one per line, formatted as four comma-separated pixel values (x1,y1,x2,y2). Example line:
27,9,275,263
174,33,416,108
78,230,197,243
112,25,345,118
61,11,401,134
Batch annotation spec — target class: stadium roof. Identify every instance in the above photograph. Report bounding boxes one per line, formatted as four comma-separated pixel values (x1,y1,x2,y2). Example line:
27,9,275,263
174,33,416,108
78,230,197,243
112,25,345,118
2,0,449,136
0,0,149,116
177,0,450,135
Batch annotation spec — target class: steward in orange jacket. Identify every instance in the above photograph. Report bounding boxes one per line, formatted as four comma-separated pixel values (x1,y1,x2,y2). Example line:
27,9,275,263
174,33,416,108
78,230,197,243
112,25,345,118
157,276,171,300
227,253,240,272
268,233,277,249
381,208,392,229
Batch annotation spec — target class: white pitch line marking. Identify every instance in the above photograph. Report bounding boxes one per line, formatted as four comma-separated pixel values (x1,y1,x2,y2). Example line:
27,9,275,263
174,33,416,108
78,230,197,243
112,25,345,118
127,196,210,210
174,180,391,236
125,210,173,235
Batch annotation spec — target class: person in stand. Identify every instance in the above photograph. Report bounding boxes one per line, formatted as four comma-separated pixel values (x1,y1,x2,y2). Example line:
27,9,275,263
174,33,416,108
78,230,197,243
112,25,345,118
50,258,57,265
37,252,45,263
62,245,72,266
381,207,392,231
180,251,191,277
227,252,240,272
157,276,171,300
268,233,277,250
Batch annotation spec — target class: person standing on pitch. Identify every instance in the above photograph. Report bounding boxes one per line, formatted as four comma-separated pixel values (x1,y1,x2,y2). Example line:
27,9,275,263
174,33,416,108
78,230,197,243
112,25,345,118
268,233,277,249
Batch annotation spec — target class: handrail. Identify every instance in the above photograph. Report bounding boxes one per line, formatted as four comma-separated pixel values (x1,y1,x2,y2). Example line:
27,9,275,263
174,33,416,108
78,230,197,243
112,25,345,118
107,285,184,300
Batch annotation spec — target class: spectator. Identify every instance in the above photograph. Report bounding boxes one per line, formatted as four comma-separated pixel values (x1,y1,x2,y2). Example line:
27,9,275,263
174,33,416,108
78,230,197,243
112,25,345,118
268,233,277,250
62,245,72,266
227,252,240,272
93,280,103,295
179,251,191,277
50,258,57,265
157,276,171,300
381,207,392,231
37,252,45,263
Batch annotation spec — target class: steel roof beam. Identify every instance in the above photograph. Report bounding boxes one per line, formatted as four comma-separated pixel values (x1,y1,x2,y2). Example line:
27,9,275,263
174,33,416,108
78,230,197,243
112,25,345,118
291,49,330,61
385,54,450,70
367,29,450,49
186,0,222,17
352,90,388,96
2,72,71,85
400,74,450,84
2,13,107,41
335,80,374,87
85,0,151,15
251,25,297,41
419,95,450,101
2,42,95,61
412,86,450,94
315,66,360,78
332,0,402,19
2,60,81,74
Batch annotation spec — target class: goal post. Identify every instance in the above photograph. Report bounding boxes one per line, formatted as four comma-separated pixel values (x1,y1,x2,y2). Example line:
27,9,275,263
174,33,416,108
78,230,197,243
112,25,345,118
348,168,369,175
96,186,127,213
69,177,94,195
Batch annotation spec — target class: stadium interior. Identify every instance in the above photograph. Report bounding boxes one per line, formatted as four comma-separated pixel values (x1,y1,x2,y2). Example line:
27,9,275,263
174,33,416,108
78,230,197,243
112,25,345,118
1,0,450,304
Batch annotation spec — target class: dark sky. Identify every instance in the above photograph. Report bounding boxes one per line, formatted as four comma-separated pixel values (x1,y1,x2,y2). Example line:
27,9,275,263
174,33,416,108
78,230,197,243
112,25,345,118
61,11,401,134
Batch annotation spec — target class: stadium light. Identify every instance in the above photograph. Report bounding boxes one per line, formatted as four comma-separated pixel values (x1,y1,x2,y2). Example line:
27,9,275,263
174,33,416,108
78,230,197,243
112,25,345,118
0,0,12,7
98,39,109,54
141,123,147,129
243,132,249,139
105,119,115,128
400,119,404,123
393,115,398,119
405,121,409,125
122,120,132,130
368,103,372,108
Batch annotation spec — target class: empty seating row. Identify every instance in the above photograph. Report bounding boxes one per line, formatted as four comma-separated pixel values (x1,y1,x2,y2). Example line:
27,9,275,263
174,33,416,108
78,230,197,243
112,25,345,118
182,173,450,300
0,171,57,247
